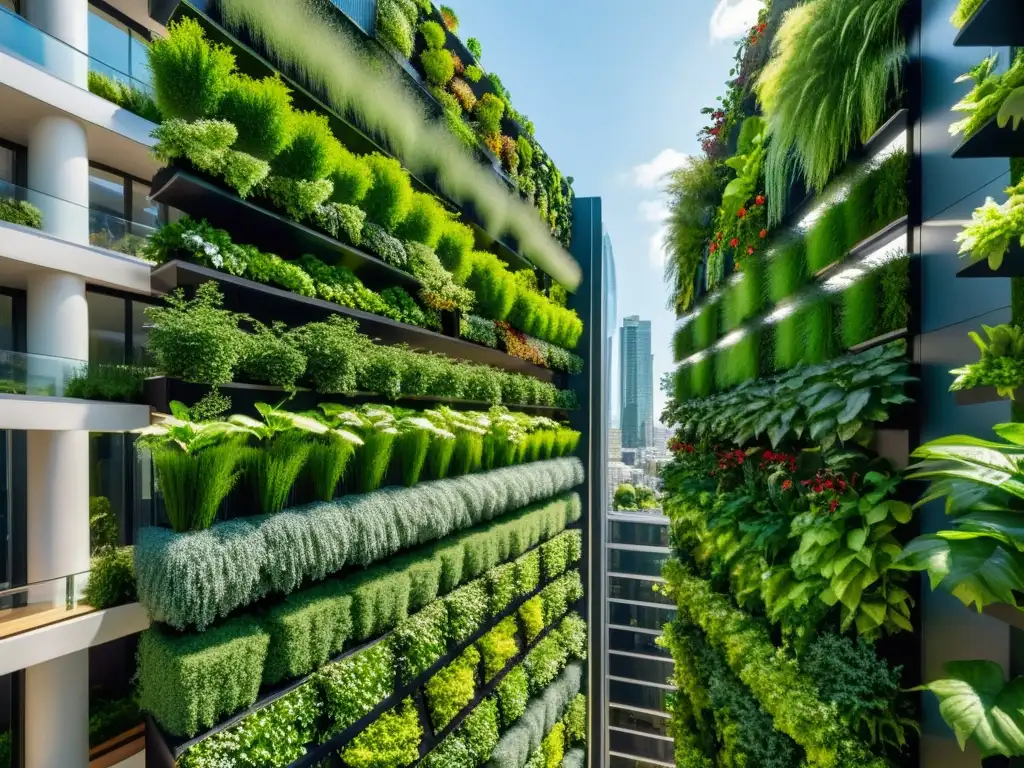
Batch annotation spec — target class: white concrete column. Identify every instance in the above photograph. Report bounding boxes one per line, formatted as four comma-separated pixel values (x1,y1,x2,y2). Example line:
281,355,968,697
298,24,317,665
24,650,89,768
22,0,89,88
27,116,90,245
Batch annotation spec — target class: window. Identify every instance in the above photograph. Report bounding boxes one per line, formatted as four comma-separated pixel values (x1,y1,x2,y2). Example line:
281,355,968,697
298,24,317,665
131,301,152,365
90,434,126,550
87,6,150,87
0,145,14,184
610,730,674,763
608,548,668,577
609,520,669,548
609,653,673,686
609,680,667,713
609,602,676,631
608,576,672,605
86,292,125,364
608,706,670,738
131,180,159,232
609,628,671,658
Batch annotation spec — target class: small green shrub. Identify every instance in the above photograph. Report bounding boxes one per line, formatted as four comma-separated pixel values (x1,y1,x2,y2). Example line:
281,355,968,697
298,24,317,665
312,202,366,246
519,596,544,643
542,722,565,768
342,697,422,768
768,238,808,303
805,204,850,273
260,176,333,220
394,601,448,684
516,549,541,596
330,146,373,206
288,315,367,394
487,562,518,615
562,694,586,746
445,581,489,645
419,20,446,50
437,220,476,283
239,321,306,389
148,17,235,120
396,192,448,249
475,93,505,138
466,251,517,321
541,534,570,580
497,666,530,726
215,74,293,159
426,645,480,730
145,283,246,385
841,270,880,348
421,48,456,87
478,616,520,682
376,0,414,57
88,70,161,122
0,198,43,229
525,633,569,693
363,154,414,233
270,110,335,181
178,683,320,768
67,364,153,404
262,582,352,685
83,545,135,609
467,38,483,59
319,640,395,736
138,618,268,737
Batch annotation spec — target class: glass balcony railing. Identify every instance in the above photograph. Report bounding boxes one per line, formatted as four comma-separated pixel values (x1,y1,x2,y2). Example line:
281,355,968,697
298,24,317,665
0,571,93,640
0,349,86,398
0,179,156,258
0,5,152,98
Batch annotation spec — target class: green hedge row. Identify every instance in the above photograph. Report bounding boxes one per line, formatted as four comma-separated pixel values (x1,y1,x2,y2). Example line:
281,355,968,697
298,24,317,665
142,496,582,737
173,567,584,767
135,457,584,630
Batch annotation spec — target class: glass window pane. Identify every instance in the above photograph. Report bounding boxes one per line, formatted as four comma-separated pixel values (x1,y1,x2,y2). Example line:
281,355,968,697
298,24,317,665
89,167,127,248
608,548,668,577
131,180,159,230
131,301,152,365
608,576,672,605
609,653,673,686
88,8,130,77
608,706,671,737
610,730,674,764
129,32,150,87
609,520,669,547
90,433,125,551
610,756,671,768
0,432,9,588
609,602,675,631
87,292,125,364
609,628,671,658
0,145,14,184
609,680,667,713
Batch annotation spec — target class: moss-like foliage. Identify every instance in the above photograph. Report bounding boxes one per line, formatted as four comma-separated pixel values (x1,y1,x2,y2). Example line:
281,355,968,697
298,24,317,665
715,332,761,392
693,301,719,351
768,239,808,303
878,252,910,334
805,205,850,274
799,297,838,364
774,313,801,372
691,356,715,397
841,270,880,349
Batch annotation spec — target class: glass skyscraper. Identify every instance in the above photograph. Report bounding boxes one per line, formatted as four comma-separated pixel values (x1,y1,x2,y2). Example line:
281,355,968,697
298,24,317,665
620,316,654,449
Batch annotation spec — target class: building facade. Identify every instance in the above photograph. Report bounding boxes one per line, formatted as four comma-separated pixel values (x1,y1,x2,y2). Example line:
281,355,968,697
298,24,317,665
0,1,603,766
619,316,653,450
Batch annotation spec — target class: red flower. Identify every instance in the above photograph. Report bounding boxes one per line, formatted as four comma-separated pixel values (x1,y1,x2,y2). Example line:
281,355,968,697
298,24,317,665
746,246,754,255
737,207,747,219
782,479,792,491
709,242,718,253
760,229,768,239
829,498,839,512
710,127,720,136
755,195,765,206
758,22,767,32
729,237,739,248
717,231,724,241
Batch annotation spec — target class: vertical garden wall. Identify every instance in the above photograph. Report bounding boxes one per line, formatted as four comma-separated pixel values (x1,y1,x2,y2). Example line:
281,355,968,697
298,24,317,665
123,3,595,767
661,0,1024,766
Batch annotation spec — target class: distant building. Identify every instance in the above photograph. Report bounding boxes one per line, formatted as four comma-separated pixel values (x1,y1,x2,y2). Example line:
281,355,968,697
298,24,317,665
621,448,637,467
620,316,654,449
652,425,670,450
608,427,622,463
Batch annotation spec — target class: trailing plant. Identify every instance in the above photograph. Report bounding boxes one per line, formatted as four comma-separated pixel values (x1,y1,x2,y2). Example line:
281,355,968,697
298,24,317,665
950,323,1024,398
756,0,905,222
87,70,162,123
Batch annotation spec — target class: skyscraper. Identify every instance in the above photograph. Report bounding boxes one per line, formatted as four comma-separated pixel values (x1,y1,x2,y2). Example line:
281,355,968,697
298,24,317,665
620,316,654,449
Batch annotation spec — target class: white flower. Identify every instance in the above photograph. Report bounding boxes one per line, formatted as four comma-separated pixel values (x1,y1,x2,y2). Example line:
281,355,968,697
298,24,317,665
211,253,224,268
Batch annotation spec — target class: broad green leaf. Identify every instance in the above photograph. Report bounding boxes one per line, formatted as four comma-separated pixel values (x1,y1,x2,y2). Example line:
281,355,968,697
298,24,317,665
995,423,1024,447
916,660,1024,757
848,529,867,551
838,388,873,425
896,535,1024,610
808,388,845,416
809,417,837,442
997,86,1024,131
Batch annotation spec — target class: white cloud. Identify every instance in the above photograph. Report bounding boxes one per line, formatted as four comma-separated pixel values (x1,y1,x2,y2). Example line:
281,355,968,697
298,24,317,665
648,226,669,269
638,200,670,223
631,149,688,190
709,0,761,41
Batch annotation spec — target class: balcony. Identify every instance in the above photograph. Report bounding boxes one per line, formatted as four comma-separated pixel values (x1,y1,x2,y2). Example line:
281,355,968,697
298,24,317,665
0,180,153,293
0,6,157,180
0,350,151,430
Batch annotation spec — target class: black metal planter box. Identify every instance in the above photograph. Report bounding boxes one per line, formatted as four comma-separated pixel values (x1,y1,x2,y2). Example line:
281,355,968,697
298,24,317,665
956,242,1024,278
953,0,1024,47
952,116,1024,159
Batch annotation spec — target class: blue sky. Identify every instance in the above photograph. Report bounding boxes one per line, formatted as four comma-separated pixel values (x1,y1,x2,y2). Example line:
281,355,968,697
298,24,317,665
455,0,762,424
